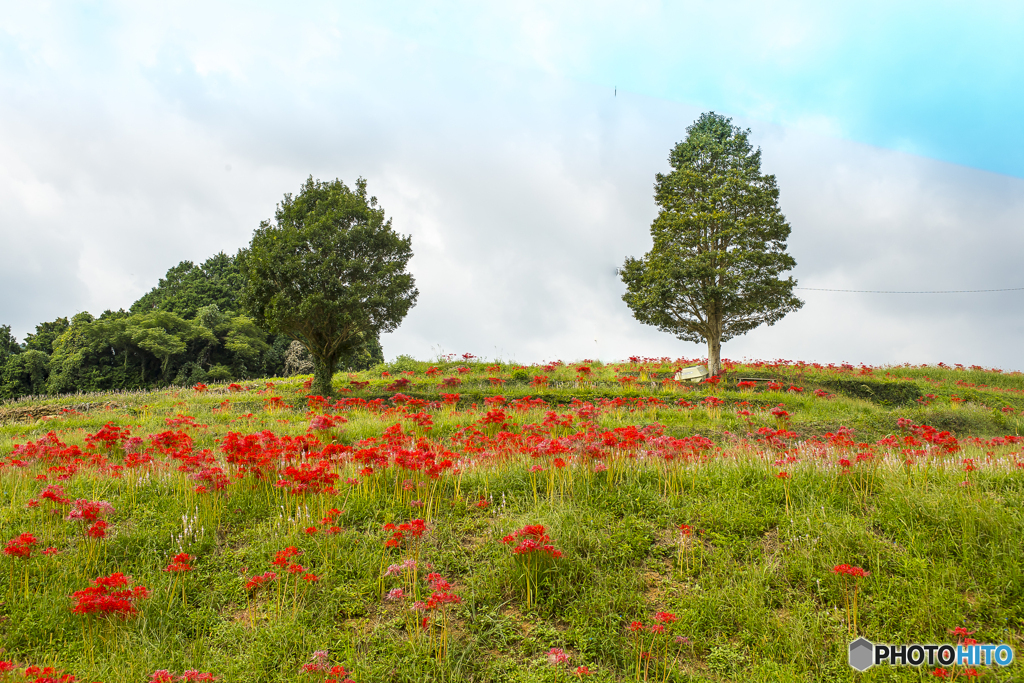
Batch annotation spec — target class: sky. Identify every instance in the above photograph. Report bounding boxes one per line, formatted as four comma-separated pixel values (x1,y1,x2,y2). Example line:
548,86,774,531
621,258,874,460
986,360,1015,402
1,1,1022,369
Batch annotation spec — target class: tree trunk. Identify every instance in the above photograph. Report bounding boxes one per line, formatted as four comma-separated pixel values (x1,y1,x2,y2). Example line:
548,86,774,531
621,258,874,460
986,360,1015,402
706,331,722,377
311,355,336,398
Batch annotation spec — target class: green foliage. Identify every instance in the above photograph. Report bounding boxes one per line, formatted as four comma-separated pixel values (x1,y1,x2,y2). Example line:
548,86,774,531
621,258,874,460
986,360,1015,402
816,377,923,406
620,112,802,375
241,176,418,396
22,317,70,355
0,324,19,360
131,252,245,319
0,349,49,398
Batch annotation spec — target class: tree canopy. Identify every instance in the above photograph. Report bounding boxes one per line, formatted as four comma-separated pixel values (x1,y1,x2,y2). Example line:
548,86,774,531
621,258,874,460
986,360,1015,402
620,112,802,375
240,176,417,396
130,252,245,319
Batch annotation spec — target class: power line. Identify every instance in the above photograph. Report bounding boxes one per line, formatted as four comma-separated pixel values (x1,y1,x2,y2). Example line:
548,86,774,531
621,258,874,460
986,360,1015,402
796,286,1024,294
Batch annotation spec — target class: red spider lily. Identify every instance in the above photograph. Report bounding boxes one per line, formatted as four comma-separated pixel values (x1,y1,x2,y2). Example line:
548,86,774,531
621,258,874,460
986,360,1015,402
245,571,278,591
832,564,869,578
228,383,243,392
547,647,569,665
574,665,592,676
653,611,677,624
306,395,331,412
948,626,975,640
833,564,870,634
21,665,76,682
383,519,427,548
149,670,217,682
501,525,562,559
71,572,150,617
4,533,37,558
86,521,109,539
531,375,549,387
40,484,70,505
85,422,130,451
736,381,756,390
164,553,193,572
386,378,411,391
272,547,303,566
165,414,207,429
440,377,462,388
193,383,208,393
629,621,645,632
66,499,115,522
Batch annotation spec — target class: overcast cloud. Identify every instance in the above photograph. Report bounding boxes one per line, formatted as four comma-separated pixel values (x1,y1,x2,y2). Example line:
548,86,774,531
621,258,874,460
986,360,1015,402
1,2,1022,369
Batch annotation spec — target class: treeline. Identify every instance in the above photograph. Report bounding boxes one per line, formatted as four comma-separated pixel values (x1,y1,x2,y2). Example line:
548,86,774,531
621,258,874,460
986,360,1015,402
0,252,383,400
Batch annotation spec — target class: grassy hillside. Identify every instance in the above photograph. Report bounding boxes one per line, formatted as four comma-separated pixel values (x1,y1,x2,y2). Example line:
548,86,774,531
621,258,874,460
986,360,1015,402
1,357,1022,682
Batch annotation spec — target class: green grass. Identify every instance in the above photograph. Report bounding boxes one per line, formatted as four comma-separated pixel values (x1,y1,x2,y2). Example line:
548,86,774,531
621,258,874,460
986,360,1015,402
0,358,1022,682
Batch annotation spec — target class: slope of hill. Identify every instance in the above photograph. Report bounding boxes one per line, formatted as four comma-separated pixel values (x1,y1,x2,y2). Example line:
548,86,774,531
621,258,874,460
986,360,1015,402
1,358,1022,682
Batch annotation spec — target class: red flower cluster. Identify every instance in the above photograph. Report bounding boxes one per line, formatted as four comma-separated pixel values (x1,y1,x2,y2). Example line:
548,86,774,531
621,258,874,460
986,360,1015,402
86,520,108,539
4,532,37,558
276,461,340,494
21,665,76,682
833,564,870,578
149,670,217,682
501,524,562,558
71,572,150,617
66,498,115,522
245,571,278,591
84,422,130,451
164,553,193,572
272,546,303,567
422,572,462,610
383,519,427,548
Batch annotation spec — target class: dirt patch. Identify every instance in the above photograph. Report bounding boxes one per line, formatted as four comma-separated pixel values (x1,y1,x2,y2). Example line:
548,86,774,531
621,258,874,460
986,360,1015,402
0,402,121,425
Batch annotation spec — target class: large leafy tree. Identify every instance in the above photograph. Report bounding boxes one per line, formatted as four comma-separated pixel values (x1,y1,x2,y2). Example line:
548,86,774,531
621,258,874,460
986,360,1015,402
241,177,418,397
620,112,802,375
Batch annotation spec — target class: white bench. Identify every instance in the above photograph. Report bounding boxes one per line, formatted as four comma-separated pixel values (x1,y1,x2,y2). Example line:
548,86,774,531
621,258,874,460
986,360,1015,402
674,366,710,383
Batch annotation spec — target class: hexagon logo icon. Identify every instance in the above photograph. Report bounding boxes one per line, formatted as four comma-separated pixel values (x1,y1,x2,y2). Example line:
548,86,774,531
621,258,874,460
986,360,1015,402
848,637,874,671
